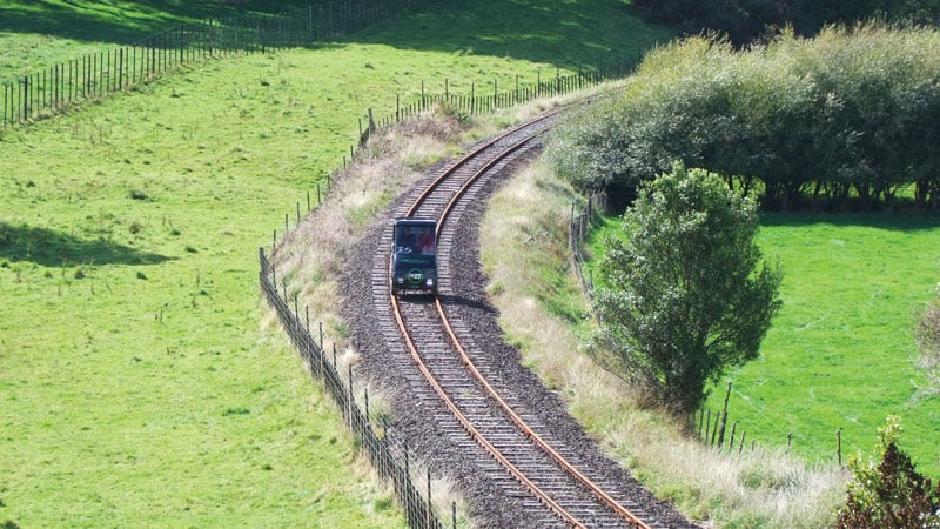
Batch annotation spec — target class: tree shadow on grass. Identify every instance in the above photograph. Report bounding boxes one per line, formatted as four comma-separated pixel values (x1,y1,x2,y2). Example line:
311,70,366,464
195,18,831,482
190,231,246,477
0,0,314,46
759,212,940,232
0,223,175,267
1,0,673,70
342,0,674,69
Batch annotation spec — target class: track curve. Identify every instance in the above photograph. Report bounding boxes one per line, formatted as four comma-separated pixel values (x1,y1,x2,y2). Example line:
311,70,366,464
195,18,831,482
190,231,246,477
364,112,676,529
344,109,696,529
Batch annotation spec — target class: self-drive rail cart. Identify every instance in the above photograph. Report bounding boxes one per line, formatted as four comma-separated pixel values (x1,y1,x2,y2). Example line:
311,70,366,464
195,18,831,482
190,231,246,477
390,218,438,296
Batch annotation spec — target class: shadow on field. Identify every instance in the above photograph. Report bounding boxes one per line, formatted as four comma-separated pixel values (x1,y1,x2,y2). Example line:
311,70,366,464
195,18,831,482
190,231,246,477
0,0,311,46
2,0,671,70
0,223,174,267
760,212,940,232
338,0,673,69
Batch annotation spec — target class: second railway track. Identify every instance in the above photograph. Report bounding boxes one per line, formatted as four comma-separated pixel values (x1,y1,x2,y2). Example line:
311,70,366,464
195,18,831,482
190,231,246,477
366,112,678,529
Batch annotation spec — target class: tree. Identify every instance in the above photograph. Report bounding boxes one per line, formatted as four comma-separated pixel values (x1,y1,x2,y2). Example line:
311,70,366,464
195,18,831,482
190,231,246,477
595,163,782,414
836,417,940,529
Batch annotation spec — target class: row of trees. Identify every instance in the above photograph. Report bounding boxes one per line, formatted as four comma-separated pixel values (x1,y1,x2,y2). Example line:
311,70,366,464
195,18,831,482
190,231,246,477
548,25,940,211
632,0,940,43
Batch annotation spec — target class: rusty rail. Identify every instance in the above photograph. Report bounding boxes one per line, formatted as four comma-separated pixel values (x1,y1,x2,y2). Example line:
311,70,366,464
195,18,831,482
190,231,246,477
392,112,654,529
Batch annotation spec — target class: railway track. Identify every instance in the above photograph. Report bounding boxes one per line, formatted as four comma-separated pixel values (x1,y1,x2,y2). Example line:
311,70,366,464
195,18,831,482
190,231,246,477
367,113,673,529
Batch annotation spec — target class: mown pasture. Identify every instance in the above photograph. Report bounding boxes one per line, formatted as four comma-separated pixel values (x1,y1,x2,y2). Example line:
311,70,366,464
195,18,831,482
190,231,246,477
0,1,672,527
585,213,940,475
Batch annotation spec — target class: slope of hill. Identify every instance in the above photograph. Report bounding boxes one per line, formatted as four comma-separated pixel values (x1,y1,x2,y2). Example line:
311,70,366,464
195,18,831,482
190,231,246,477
0,2,672,527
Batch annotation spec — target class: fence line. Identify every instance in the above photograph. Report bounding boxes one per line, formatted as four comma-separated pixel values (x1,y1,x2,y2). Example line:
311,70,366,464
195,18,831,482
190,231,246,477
260,249,445,529
260,62,637,528
0,0,423,133
569,191,608,313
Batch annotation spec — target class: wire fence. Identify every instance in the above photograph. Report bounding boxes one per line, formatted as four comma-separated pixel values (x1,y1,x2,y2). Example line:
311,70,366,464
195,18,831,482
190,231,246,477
260,61,637,528
0,0,423,133
569,192,608,313
260,249,445,529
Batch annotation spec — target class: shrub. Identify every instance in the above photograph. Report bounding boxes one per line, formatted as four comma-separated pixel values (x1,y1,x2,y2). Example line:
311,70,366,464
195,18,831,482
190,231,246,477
548,25,940,211
594,164,782,413
632,0,940,43
836,417,940,529
917,294,940,397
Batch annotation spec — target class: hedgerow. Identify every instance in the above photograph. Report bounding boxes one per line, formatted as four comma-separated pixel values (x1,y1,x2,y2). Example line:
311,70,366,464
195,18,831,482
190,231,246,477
547,25,940,211
632,0,940,43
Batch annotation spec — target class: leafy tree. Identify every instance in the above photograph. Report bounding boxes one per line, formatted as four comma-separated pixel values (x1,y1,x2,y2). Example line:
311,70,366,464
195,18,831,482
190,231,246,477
595,163,782,413
836,417,940,529
631,0,940,43
548,26,940,210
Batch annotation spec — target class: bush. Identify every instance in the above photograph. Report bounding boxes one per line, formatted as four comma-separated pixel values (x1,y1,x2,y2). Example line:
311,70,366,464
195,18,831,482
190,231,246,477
632,0,940,43
547,25,940,211
836,417,940,529
594,164,782,414
917,294,940,397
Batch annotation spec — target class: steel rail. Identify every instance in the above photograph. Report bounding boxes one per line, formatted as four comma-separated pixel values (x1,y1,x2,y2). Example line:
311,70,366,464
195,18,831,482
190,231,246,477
390,294,586,529
393,112,653,529
434,298,651,529
405,112,557,217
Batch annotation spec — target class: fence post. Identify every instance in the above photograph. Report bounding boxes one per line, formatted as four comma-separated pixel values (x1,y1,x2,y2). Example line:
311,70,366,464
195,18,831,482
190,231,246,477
836,428,842,467
427,467,432,527
710,411,720,447
717,381,732,447
470,82,475,115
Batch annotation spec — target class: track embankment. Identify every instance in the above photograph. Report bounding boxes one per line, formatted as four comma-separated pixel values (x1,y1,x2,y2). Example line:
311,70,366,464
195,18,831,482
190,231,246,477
341,111,698,529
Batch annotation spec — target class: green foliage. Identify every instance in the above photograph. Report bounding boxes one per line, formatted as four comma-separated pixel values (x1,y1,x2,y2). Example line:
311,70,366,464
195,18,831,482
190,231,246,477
595,163,782,413
548,25,940,210
836,417,940,529
588,212,940,473
918,293,940,397
632,0,940,43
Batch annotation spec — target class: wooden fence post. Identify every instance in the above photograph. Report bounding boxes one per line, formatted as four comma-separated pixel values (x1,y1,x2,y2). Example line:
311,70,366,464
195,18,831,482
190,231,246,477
837,428,842,467
717,382,732,447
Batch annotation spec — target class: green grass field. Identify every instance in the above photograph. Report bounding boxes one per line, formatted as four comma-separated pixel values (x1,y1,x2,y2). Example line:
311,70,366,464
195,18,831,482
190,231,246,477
585,213,940,475
0,1,671,527
0,0,315,82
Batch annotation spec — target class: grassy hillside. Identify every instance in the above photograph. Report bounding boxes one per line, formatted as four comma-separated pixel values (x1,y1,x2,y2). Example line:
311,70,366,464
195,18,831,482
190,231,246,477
585,214,940,475
0,0,316,82
0,2,672,527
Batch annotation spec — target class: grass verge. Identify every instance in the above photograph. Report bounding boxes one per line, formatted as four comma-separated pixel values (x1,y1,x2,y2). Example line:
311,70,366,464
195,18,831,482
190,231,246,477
479,158,846,529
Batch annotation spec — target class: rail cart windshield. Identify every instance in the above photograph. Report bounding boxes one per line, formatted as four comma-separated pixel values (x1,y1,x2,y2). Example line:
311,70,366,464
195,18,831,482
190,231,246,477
394,221,436,257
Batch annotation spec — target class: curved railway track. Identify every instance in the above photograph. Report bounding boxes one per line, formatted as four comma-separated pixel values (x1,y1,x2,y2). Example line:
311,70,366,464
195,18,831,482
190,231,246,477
367,113,674,529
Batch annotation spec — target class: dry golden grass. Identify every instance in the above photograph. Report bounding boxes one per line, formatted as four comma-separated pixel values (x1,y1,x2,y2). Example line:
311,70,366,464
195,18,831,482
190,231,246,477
480,160,848,529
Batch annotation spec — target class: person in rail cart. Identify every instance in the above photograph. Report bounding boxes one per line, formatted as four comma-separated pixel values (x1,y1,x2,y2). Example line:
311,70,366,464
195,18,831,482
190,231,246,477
390,219,438,296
